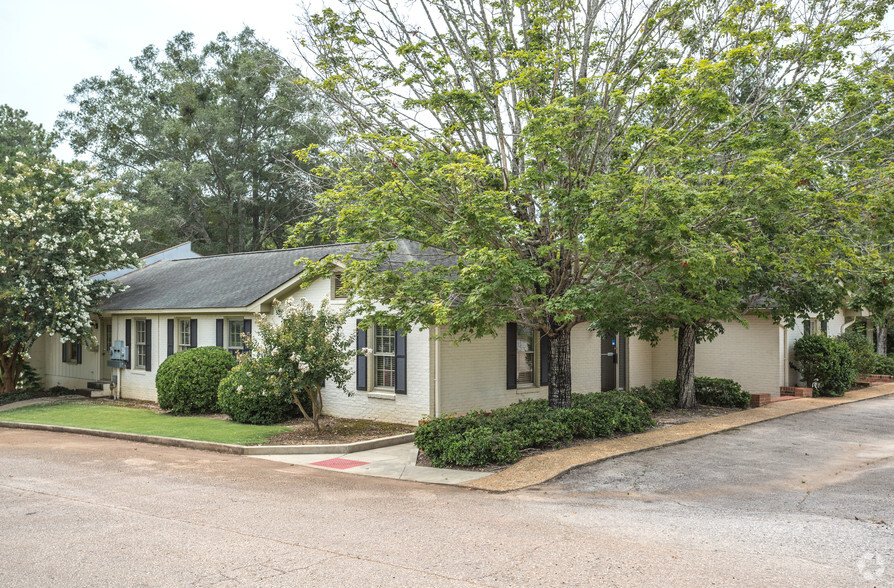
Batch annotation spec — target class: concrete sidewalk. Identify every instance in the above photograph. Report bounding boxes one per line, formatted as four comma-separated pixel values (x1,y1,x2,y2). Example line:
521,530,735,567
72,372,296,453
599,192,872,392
249,442,491,485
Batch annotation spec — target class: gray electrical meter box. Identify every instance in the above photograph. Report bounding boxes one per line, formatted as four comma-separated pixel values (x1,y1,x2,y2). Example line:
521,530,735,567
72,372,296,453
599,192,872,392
107,340,129,368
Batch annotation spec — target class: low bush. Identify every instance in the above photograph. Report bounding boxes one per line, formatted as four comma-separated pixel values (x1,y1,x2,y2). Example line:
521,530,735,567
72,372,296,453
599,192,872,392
792,334,855,397
693,377,751,409
648,378,750,409
156,347,236,414
629,383,676,411
872,354,894,376
415,391,655,467
217,360,301,425
837,331,877,376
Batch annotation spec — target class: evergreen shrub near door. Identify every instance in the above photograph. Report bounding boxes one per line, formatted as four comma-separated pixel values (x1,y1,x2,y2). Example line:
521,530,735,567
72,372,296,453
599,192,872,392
415,392,654,467
792,334,855,397
156,347,236,414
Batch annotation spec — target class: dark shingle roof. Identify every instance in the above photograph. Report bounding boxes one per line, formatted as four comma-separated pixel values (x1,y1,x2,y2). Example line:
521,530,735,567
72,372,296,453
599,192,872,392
101,243,361,311
99,239,456,311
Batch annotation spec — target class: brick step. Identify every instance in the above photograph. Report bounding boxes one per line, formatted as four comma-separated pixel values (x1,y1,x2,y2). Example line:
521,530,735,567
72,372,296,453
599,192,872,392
780,386,812,398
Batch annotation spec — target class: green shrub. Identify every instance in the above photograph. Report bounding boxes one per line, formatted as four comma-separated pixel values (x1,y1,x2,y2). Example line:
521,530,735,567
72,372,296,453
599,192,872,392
872,354,894,376
693,377,751,409
792,334,855,397
629,383,676,411
156,347,236,414
217,361,300,425
415,391,655,467
837,331,876,375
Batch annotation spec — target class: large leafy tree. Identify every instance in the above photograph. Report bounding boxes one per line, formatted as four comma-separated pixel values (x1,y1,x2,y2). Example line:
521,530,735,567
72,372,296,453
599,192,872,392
0,105,57,175
0,155,139,394
295,0,891,409
57,28,331,255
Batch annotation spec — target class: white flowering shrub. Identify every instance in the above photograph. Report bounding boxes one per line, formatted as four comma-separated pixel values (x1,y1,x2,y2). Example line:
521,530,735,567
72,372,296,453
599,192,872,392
0,155,138,393
220,298,355,429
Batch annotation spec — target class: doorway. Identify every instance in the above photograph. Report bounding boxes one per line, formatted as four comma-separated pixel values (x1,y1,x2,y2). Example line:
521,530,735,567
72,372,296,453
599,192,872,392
601,333,627,392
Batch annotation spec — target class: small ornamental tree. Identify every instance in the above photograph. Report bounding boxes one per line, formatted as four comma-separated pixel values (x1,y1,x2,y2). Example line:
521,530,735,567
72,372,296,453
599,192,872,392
248,298,354,430
0,155,138,394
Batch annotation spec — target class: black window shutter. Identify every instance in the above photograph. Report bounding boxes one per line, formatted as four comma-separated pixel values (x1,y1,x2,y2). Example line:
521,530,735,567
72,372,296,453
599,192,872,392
243,319,252,351
125,319,132,367
167,319,175,356
356,319,368,391
539,333,550,387
395,329,407,394
821,320,828,335
506,323,517,390
803,320,811,336
76,343,83,365
62,341,68,363
190,319,198,348
216,319,224,347
145,319,152,371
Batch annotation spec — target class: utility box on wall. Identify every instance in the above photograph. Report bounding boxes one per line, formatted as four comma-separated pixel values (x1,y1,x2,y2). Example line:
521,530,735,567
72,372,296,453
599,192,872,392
107,340,129,368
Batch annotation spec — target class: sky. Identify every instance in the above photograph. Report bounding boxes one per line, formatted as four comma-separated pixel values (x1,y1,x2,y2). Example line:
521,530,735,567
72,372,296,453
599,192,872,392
0,0,306,160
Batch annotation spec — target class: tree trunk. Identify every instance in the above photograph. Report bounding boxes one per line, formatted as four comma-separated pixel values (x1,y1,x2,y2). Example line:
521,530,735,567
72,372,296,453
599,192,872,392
548,328,572,409
877,322,888,356
0,351,20,395
676,324,697,409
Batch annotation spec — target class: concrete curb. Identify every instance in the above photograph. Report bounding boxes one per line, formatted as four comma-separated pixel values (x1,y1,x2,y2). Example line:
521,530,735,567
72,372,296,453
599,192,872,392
0,420,415,456
460,384,894,493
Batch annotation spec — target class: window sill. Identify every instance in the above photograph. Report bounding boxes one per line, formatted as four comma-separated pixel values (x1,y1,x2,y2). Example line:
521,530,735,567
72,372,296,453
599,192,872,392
516,385,541,395
368,391,396,401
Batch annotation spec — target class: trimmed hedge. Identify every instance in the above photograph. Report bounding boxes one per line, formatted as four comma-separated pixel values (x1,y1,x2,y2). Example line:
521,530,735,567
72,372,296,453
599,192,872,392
792,334,855,397
156,347,236,414
872,354,894,376
415,392,654,467
217,361,300,425
693,377,751,409
636,378,750,409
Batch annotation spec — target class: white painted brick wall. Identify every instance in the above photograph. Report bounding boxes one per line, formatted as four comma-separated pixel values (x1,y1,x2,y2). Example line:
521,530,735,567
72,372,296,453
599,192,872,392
437,323,604,416
649,318,785,395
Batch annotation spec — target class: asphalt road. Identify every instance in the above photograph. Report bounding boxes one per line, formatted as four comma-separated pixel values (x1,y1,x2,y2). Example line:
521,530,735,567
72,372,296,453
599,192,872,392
1,396,892,587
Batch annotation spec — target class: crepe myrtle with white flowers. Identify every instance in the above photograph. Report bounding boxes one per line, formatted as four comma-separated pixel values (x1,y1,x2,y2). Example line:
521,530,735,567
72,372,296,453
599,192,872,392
0,154,138,394
244,297,355,430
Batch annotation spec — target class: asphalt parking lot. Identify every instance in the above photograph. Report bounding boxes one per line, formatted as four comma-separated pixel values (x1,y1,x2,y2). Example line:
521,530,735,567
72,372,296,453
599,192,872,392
1,395,891,586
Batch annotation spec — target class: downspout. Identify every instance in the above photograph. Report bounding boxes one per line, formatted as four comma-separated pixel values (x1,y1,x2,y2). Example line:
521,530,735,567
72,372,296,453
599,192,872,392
434,326,441,418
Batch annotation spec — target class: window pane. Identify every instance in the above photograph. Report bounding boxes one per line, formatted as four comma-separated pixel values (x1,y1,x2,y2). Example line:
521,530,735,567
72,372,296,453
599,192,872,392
375,356,396,387
228,320,243,348
135,320,146,368
516,325,535,385
375,325,395,353
179,320,190,349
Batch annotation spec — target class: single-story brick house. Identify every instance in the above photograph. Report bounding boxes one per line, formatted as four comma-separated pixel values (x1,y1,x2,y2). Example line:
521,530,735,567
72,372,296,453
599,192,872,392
29,241,867,424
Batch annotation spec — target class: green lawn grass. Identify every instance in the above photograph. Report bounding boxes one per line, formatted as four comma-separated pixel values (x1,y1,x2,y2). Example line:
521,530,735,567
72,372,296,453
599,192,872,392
0,403,289,445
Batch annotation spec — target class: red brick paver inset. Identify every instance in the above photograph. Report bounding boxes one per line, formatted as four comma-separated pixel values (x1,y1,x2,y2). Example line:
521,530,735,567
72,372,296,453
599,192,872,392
309,458,369,470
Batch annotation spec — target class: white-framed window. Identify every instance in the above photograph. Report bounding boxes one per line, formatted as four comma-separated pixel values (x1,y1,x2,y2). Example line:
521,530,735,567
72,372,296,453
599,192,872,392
178,319,191,352
135,319,147,369
374,325,396,388
804,318,827,336
516,325,537,386
227,319,244,351
332,273,347,299
63,341,79,364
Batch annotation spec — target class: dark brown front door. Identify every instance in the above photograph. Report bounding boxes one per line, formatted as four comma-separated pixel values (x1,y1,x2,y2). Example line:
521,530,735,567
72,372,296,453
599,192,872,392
601,334,617,391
